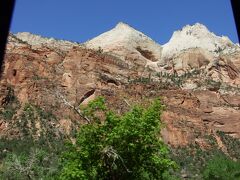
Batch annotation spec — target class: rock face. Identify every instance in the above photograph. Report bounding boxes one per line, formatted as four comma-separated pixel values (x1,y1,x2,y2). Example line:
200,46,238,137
163,48,213,72
1,22,240,147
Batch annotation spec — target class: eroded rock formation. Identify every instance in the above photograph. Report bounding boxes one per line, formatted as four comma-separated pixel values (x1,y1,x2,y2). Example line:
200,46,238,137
1,22,240,147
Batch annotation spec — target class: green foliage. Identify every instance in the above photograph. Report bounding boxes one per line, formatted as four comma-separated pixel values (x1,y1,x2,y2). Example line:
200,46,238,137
171,135,240,180
205,134,218,146
0,137,64,180
217,131,240,160
0,99,66,179
97,46,103,54
170,143,225,179
205,79,221,91
128,77,152,84
81,96,106,122
155,69,202,88
16,103,60,140
214,47,224,53
1,148,59,180
0,86,20,120
32,74,42,81
178,131,240,180
0,108,16,120
203,155,240,180
60,98,177,179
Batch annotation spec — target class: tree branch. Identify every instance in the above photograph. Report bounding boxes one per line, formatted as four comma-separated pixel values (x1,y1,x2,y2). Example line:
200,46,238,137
55,91,90,123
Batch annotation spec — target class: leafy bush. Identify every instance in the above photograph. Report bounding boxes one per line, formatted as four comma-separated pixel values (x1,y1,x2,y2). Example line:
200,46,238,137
0,102,65,180
217,131,240,160
0,108,16,120
80,96,106,122
0,148,59,180
203,154,240,180
15,103,60,140
0,137,64,180
170,144,215,179
0,86,20,120
60,97,177,179
205,79,221,91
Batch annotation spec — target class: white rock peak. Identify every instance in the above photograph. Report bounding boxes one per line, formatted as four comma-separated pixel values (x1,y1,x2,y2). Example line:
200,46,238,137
85,22,162,62
86,22,158,45
162,23,235,58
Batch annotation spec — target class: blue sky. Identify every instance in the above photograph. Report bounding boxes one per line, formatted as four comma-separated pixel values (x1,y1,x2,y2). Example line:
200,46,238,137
11,0,238,44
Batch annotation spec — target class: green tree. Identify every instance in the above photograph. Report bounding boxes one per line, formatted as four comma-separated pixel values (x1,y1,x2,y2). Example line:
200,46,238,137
60,97,177,180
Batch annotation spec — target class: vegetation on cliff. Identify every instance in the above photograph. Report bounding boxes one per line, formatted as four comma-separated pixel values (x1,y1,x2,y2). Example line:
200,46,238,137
0,97,240,179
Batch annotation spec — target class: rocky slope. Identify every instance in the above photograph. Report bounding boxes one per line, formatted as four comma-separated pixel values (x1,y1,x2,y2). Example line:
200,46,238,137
15,32,79,51
0,22,240,149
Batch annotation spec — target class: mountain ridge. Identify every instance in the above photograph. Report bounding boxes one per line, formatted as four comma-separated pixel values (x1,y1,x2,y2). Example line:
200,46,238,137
11,22,240,82
12,22,239,55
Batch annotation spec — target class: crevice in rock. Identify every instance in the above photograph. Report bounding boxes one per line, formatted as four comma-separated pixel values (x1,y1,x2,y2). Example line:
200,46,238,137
78,89,96,105
136,46,156,61
12,69,17,77
224,132,237,137
220,95,230,105
225,59,239,80
106,79,119,86
179,98,185,105
99,73,119,86
202,119,211,124
213,121,225,127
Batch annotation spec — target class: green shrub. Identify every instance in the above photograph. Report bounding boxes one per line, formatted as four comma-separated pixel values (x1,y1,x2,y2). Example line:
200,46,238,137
217,131,240,160
0,137,64,180
0,108,16,120
60,97,177,179
0,102,66,179
0,86,20,121
15,103,59,140
203,155,240,180
0,148,59,180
